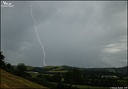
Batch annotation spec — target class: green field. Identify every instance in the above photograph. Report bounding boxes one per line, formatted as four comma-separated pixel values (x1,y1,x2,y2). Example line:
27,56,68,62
0,69,49,89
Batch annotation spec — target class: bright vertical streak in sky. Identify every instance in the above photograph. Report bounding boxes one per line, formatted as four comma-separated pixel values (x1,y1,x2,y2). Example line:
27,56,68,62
30,4,47,66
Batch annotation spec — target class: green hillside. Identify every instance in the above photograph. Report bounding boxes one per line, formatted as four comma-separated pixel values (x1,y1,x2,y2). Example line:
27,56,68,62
28,65,127,75
0,69,49,89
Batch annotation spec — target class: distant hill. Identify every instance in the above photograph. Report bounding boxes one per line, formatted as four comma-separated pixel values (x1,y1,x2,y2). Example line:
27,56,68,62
14,65,127,75
27,66,68,74
85,66,128,74
0,69,49,89
115,66,128,74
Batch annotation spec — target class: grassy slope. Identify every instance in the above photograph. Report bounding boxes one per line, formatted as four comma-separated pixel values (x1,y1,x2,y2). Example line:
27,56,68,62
0,69,49,89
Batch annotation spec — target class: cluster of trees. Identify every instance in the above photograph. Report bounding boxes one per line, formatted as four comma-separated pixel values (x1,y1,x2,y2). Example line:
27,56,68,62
35,68,127,87
1,52,15,73
0,52,31,79
66,70,126,87
28,69,126,88
42,69,119,87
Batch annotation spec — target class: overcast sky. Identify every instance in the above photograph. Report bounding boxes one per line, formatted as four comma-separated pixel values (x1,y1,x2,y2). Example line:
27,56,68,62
1,1,127,68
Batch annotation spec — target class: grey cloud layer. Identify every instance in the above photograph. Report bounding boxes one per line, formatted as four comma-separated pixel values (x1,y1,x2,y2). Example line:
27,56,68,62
1,1,127,67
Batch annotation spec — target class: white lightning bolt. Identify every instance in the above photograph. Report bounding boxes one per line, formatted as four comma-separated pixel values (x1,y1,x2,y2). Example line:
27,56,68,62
30,4,47,66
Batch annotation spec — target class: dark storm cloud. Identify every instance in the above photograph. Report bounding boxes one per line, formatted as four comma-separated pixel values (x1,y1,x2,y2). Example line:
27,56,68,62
1,1,127,67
